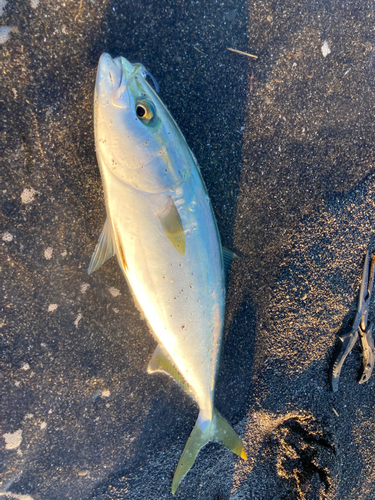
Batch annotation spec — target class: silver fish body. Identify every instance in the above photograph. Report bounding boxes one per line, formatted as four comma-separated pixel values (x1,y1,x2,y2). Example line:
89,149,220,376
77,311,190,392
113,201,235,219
90,53,246,493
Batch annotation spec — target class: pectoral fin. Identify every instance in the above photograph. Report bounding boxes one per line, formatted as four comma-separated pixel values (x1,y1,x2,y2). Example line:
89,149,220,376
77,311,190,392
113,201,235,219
223,247,238,270
222,247,239,286
148,345,193,396
88,217,115,275
158,196,185,256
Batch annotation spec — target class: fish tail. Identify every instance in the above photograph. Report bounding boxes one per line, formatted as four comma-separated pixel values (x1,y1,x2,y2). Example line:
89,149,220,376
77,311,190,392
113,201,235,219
171,408,247,494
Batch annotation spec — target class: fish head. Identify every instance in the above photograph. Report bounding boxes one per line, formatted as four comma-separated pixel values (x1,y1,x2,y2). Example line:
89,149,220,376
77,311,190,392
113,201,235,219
94,53,192,193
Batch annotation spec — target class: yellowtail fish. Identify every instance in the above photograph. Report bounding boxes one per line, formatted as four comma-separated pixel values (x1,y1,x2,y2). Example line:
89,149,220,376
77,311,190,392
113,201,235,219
89,53,247,493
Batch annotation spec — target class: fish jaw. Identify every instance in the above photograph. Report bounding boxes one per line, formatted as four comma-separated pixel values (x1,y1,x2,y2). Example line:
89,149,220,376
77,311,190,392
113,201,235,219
95,53,136,106
95,53,122,103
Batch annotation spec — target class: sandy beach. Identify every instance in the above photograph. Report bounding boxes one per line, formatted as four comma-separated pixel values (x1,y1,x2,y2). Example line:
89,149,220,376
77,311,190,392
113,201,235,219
1,1,375,499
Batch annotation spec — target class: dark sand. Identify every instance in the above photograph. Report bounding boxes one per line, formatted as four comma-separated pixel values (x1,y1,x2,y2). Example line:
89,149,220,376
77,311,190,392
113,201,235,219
1,0,375,499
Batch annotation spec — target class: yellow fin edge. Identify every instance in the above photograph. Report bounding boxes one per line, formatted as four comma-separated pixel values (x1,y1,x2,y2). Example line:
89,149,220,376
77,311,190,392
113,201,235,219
172,409,247,494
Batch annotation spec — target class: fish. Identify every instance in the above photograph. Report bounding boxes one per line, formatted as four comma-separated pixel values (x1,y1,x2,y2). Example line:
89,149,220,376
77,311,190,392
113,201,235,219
89,52,247,493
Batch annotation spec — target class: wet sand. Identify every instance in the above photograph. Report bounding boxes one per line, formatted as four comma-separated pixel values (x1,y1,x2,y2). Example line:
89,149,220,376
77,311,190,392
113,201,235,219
1,0,375,499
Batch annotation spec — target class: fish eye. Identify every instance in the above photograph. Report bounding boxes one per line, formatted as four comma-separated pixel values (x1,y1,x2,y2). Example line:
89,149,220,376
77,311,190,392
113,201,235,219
135,100,155,123
136,105,147,117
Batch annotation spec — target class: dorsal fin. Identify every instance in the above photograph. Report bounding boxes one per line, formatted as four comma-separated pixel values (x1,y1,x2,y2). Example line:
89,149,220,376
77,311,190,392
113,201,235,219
157,196,185,256
148,345,194,397
88,217,115,275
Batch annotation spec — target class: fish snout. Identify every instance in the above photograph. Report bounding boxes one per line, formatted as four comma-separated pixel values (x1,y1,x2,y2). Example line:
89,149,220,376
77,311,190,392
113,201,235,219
96,53,122,98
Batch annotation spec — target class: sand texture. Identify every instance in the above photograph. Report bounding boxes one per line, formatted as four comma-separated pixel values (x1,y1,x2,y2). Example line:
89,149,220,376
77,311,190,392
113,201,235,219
1,0,375,499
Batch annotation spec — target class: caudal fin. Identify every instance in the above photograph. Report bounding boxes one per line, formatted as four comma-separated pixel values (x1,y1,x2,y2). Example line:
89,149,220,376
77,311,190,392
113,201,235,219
172,409,247,494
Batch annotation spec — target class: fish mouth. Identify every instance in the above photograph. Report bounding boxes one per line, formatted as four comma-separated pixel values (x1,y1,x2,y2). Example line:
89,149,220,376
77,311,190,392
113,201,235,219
96,53,159,110
96,53,136,110
97,53,123,90
113,55,135,87
99,53,140,90
98,53,159,93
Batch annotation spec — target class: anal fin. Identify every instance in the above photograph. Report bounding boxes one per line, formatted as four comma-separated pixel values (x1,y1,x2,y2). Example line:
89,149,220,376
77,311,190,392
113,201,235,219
88,217,115,275
148,345,193,396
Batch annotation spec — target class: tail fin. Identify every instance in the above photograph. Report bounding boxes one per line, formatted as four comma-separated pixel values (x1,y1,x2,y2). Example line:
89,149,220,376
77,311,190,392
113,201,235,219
172,408,247,494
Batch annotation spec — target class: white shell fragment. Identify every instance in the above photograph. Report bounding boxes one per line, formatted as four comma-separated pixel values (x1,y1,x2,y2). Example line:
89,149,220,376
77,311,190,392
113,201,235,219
0,26,12,45
74,313,82,328
21,187,38,204
108,287,121,297
44,247,53,260
80,283,90,294
0,0,8,17
2,231,13,242
321,41,331,58
3,429,22,450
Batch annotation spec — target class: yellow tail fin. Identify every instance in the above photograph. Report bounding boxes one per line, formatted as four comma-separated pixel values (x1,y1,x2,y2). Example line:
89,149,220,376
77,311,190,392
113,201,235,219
172,409,247,494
